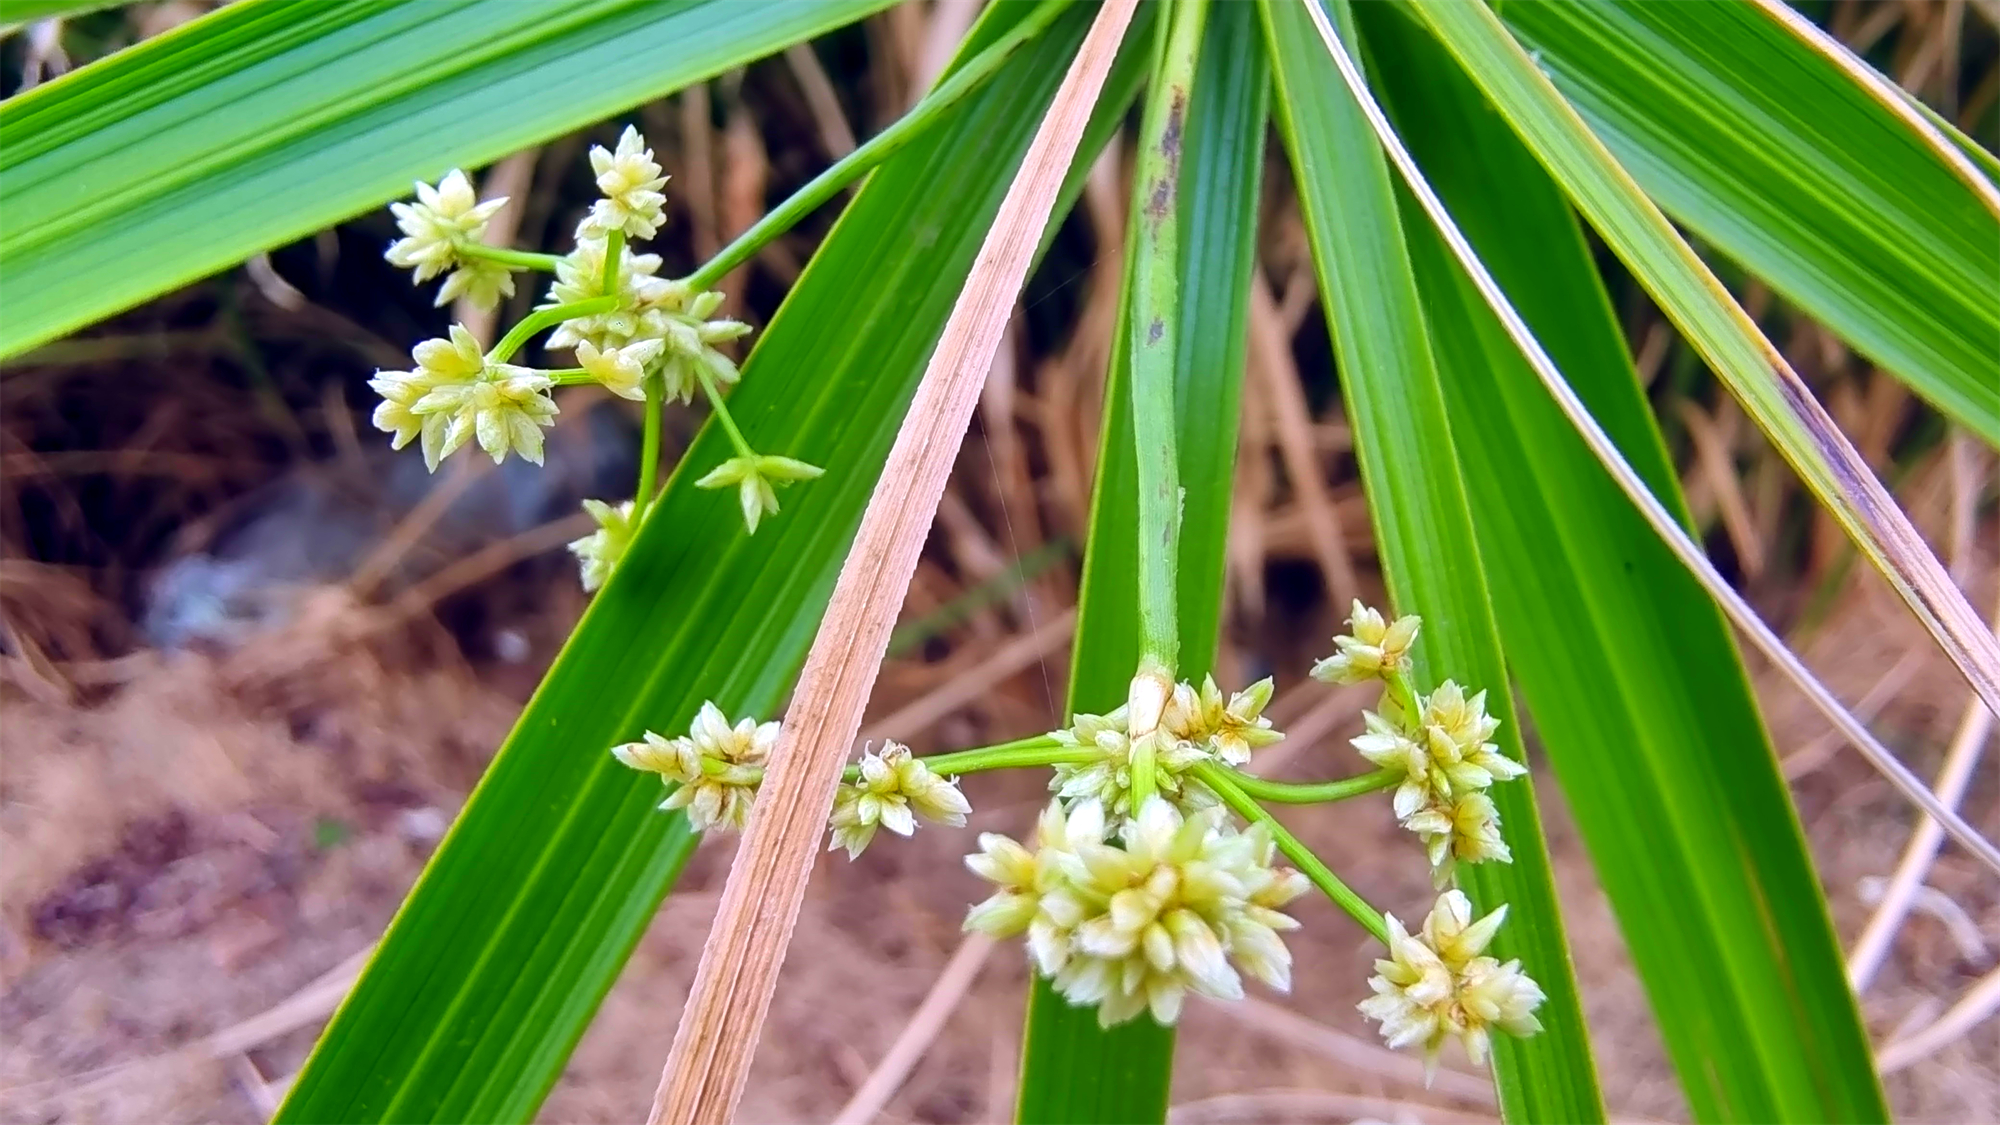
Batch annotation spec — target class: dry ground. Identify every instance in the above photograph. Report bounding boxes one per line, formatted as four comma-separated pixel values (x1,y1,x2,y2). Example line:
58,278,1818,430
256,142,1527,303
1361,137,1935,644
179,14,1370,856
0,550,1992,1125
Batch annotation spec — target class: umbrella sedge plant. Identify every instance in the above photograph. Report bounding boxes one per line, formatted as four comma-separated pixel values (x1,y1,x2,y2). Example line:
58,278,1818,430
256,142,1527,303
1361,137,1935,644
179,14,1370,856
4,0,1994,1121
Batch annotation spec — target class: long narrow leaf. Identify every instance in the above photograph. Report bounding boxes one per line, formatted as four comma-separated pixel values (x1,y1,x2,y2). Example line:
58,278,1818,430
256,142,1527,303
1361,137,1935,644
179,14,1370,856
0,0,123,30
0,0,894,357
1356,6,1888,1120
276,5,1149,1120
1016,5,1264,1120
1499,0,1999,445
1407,0,2000,726
1260,1,1600,1120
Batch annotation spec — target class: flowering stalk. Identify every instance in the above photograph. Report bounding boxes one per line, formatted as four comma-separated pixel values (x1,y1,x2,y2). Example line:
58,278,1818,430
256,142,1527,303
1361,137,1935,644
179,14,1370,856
1193,760,1389,944
1117,0,1209,821
694,362,756,460
833,736,1092,786
880,734,1089,779
600,228,626,297
1126,0,1206,676
455,243,564,273
1225,768,1398,805
1382,663,1422,726
636,376,663,518
682,0,1074,292
489,295,619,364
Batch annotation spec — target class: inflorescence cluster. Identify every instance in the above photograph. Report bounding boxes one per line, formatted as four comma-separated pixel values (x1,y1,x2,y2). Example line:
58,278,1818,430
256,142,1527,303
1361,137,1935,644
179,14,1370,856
363,9,1548,1085
373,127,823,597
610,602,1545,1070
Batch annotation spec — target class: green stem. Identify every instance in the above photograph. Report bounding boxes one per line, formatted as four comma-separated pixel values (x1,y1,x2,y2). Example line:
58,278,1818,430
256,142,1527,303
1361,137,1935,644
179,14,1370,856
723,735,1078,785
1193,762,1389,944
695,362,756,459
488,296,618,364
456,243,562,272
1129,728,1159,809
600,229,625,296
1126,0,1209,670
680,0,1073,292
546,368,592,384
1223,768,1398,805
635,376,663,518
844,735,1087,783
1383,667,1421,726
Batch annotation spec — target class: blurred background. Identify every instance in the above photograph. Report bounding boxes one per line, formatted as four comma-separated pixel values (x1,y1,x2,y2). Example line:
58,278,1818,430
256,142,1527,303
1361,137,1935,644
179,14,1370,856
1,1,1995,1121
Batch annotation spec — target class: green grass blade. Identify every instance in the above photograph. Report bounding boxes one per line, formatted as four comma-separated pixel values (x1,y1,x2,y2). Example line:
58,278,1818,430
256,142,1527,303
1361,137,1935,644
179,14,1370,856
274,5,1148,1120
1016,4,1264,1120
1502,0,1999,444
1408,0,2000,723
0,0,123,29
1260,1,1601,1120
0,0,894,358
1356,7,1888,1121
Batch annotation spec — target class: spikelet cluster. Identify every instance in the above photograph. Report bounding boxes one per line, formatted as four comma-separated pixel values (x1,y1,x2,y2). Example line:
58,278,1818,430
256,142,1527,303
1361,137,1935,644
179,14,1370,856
376,127,825,588
829,741,971,858
370,325,556,469
965,797,1306,1027
611,714,971,849
384,169,513,310
1316,601,1526,887
1049,675,1281,824
1359,890,1545,1077
612,701,777,833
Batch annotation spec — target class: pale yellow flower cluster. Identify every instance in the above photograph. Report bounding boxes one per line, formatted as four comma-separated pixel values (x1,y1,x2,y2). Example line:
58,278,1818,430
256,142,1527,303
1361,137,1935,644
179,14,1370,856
964,797,1307,1027
370,325,556,469
582,126,669,240
1359,890,1545,1078
543,245,750,400
567,499,637,593
1315,601,1526,887
611,701,778,833
829,742,971,858
384,169,514,310
1354,681,1525,886
612,717,974,854
1311,599,1420,685
1049,675,1281,823
375,130,824,564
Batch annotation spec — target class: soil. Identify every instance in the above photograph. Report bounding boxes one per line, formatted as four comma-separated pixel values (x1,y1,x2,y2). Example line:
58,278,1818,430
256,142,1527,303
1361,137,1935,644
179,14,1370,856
1,557,1993,1125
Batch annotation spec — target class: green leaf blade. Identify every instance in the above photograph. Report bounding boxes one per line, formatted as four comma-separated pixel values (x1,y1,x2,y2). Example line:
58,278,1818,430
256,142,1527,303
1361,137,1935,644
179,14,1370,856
1407,0,2000,725
1016,5,1264,1121
1357,7,1887,1121
1503,0,1999,445
277,5,1145,1119
0,0,896,358
0,0,125,31
1260,1,1603,1120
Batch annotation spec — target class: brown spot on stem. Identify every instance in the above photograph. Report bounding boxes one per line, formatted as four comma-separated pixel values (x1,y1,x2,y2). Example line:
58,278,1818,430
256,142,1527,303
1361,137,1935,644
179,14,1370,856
1161,91,1186,161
